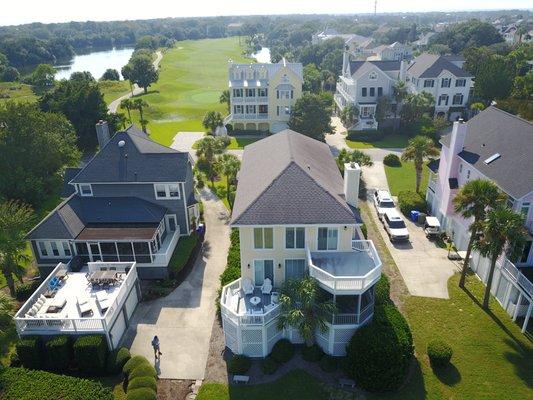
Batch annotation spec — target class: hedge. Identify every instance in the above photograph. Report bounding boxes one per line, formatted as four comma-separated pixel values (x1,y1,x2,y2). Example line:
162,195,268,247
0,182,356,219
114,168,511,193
45,335,71,372
383,153,401,167
129,363,158,380
127,376,158,392
168,233,199,277
270,339,295,364
344,304,414,392
126,387,157,400
427,339,453,367
319,355,338,373
106,347,131,374
261,356,278,375
123,355,151,376
220,229,241,287
228,355,251,375
73,335,108,374
375,274,391,305
0,367,113,400
398,190,428,216
15,280,41,301
301,344,323,362
16,336,43,369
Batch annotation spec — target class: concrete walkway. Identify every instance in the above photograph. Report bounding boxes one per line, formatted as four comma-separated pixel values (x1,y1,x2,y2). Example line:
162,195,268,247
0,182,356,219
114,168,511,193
170,131,205,160
107,50,163,113
122,188,230,379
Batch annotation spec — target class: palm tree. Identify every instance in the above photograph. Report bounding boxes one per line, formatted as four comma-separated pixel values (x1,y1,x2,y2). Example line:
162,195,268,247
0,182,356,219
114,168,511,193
202,111,224,135
215,153,241,209
340,105,359,128
0,200,34,297
219,90,230,114
132,98,149,133
393,80,408,104
277,277,337,347
453,180,506,288
401,135,439,193
195,136,226,187
474,206,527,309
120,98,133,122
0,293,13,334
336,148,373,174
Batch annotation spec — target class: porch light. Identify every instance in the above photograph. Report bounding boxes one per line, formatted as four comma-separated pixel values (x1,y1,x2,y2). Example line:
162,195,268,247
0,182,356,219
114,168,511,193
247,263,250,269
278,263,282,269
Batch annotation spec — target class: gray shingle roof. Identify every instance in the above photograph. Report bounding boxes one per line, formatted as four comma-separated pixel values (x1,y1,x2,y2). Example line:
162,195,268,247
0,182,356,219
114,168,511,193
26,196,167,240
61,168,82,198
407,53,471,78
349,60,400,75
231,130,356,226
71,125,189,184
440,106,533,199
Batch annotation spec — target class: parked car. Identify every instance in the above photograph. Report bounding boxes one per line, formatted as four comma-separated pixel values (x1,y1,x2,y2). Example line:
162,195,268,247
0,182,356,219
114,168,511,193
373,189,396,220
424,216,441,239
383,209,410,242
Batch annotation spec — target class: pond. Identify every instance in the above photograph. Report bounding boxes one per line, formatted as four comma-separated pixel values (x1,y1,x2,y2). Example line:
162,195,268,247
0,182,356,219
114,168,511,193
251,47,271,63
55,47,134,80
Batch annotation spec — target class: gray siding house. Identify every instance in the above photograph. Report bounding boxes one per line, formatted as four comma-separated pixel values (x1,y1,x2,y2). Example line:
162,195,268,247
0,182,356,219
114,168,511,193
27,125,199,279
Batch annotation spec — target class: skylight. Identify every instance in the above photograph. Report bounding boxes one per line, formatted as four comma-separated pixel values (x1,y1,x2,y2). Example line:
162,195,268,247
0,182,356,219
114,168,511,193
484,153,501,165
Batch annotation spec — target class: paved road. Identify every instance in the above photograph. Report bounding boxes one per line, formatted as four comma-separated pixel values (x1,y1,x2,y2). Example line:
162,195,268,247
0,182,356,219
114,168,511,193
122,188,230,379
107,50,163,113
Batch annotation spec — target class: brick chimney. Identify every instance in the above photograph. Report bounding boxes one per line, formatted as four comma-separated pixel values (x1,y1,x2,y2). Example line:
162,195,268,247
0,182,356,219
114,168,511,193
95,120,110,149
344,162,361,208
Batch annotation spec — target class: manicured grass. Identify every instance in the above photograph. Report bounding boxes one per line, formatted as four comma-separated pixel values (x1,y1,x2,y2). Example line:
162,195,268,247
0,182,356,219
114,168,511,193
384,161,429,196
0,83,37,104
98,80,131,105
124,38,250,146
168,233,199,275
346,134,409,149
210,178,231,210
197,369,328,400
227,136,260,149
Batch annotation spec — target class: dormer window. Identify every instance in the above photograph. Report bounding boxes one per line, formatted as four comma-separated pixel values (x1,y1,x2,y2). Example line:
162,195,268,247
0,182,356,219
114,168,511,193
154,183,181,199
79,184,93,197
369,71,378,80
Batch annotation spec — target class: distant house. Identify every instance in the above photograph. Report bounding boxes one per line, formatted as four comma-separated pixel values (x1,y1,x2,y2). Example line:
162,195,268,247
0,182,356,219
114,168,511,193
27,123,198,280
414,32,436,48
367,42,413,61
426,107,533,333
225,59,303,133
220,130,382,357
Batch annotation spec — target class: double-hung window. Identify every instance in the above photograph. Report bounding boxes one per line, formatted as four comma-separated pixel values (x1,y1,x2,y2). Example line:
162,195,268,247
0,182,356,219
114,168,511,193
455,79,466,87
424,79,435,88
377,87,383,97
362,87,367,97
452,93,464,105
234,105,243,114
285,227,305,249
369,87,375,97
233,88,243,97
254,227,273,249
258,88,268,97
285,259,306,280
521,202,530,217
79,184,93,196
37,241,48,257
441,78,451,88
317,227,338,250
245,88,255,97
154,184,181,199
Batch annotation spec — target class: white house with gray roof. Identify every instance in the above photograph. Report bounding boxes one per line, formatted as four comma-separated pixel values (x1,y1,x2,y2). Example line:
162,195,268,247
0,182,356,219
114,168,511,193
220,130,382,357
426,107,533,333
27,124,199,280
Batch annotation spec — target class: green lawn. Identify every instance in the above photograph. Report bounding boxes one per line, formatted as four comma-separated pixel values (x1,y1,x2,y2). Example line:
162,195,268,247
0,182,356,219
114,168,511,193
98,80,130,105
227,136,260,149
346,134,410,149
0,83,37,105
384,161,429,196
168,233,199,275
124,38,250,146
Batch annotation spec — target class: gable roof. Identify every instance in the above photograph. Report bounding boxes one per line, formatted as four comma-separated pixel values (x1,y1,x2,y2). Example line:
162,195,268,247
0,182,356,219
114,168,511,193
407,53,471,78
441,106,533,199
349,60,401,76
350,61,400,80
61,168,82,198
231,130,356,226
71,125,190,184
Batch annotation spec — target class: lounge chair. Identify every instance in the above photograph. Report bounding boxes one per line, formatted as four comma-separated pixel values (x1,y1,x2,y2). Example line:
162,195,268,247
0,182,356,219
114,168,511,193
242,278,254,295
95,291,111,313
77,296,92,317
261,278,273,295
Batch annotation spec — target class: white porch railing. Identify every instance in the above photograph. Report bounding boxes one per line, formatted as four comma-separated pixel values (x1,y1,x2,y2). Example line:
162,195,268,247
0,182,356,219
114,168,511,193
500,258,533,297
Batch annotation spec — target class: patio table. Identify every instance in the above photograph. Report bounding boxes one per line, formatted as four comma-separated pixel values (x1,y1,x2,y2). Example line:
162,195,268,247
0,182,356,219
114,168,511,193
250,296,261,307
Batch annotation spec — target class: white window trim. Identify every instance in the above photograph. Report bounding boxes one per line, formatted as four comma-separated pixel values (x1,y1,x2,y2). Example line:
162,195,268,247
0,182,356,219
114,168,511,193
154,183,181,200
284,227,306,250
284,258,307,280
253,227,274,250
253,259,275,286
79,184,93,197
316,227,339,251
36,240,72,259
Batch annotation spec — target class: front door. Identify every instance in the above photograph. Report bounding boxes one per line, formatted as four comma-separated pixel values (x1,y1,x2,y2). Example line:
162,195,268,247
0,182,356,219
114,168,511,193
253,260,274,286
88,242,102,262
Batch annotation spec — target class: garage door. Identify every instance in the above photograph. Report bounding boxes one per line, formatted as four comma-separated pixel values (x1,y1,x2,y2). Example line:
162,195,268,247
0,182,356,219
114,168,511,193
110,312,126,349
125,287,139,320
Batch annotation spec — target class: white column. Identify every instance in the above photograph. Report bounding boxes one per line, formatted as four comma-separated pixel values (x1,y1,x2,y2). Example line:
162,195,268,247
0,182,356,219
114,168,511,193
522,302,532,334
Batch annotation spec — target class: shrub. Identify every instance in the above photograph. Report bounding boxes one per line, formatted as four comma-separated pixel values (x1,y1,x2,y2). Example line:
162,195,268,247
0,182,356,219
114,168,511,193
106,347,131,374
0,367,113,400
123,355,151,376
270,339,295,364
301,344,323,362
126,387,157,400
383,153,401,167
130,364,157,380
360,223,368,239
344,304,414,392
127,376,158,392
375,274,391,305
398,190,427,216
319,355,338,373
73,335,108,374
15,280,41,301
228,355,251,375
427,340,453,367
347,129,386,142
45,335,71,372
260,356,278,375
16,336,43,369
169,233,199,277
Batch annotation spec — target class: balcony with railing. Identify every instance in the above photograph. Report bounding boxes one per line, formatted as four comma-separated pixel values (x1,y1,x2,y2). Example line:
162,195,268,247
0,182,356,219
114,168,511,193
307,240,382,295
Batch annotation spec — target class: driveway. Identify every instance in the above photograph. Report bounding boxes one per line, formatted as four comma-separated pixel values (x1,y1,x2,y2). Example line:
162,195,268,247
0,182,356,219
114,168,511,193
122,188,230,379
171,131,205,160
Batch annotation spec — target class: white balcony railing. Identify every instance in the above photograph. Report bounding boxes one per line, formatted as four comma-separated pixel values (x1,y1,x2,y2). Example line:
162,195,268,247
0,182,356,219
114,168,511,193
336,82,355,103
500,258,533,297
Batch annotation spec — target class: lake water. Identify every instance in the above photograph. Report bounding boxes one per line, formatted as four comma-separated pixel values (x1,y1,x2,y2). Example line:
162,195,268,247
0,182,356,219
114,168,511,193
55,47,134,80
251,47,271,63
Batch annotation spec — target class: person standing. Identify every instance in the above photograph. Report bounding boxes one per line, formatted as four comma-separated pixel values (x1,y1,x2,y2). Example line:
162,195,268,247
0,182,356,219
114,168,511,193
151,335,162,359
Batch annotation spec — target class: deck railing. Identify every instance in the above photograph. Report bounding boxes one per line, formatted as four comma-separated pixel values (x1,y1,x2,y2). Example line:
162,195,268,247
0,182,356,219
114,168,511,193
500,258,533,297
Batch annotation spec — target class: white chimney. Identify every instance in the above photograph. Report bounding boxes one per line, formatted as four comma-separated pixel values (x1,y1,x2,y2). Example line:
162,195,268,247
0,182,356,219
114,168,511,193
399,60,407,81
342,46,350,76
442,119,468,184
95,120,110,149
344,162,361,208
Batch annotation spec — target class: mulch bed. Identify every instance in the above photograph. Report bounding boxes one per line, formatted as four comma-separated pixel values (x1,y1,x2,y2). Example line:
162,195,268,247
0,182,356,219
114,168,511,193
157,379,193,400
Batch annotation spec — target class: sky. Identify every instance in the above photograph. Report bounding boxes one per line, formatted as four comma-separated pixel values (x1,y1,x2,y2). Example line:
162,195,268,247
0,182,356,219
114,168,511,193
1,0,531,26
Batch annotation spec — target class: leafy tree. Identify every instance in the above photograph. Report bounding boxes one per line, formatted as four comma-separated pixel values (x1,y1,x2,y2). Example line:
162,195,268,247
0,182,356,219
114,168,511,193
121,63,134,95
277,277,337,347
321,69,337,92
120,98,133,122
0,292,13,334
2,66,20,82
70,71,95,82
127,54,159,94
511,72,533,99
400,92,434,125
219,90,230,114
336,148,373,174
0,102,80,206
303,63,322,92
432,20,503,53
31,64,56,87
339,105,359,127
202,111,223,134
375,96,391,123
135,35,159,51
473,55,513,101
401,136,439,193
40,75,111,151
470,102,486,112
195,136,226,187
215,153,241,208
319,49,343,76
474,206,527,309
0,200,35,297
453,180,506,288
288,92,333,141
101,68,120,81
132,98,149,132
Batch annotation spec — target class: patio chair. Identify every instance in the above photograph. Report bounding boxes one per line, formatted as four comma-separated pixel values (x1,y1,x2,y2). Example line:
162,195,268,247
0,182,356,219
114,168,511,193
271,291,280,304
242,278,254,295
261,278,273,295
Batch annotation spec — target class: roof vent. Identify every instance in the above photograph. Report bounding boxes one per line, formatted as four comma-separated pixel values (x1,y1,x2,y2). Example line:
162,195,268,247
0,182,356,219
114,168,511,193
118,140,126,148
484,153,501,165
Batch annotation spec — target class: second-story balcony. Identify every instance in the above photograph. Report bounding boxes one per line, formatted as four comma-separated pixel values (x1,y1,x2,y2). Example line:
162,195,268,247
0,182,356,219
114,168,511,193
336,82,355,104
307,240,382,295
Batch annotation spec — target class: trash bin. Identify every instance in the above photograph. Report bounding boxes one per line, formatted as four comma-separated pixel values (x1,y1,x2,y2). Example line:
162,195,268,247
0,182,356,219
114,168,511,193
410,210,420,222
417,213,427,224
